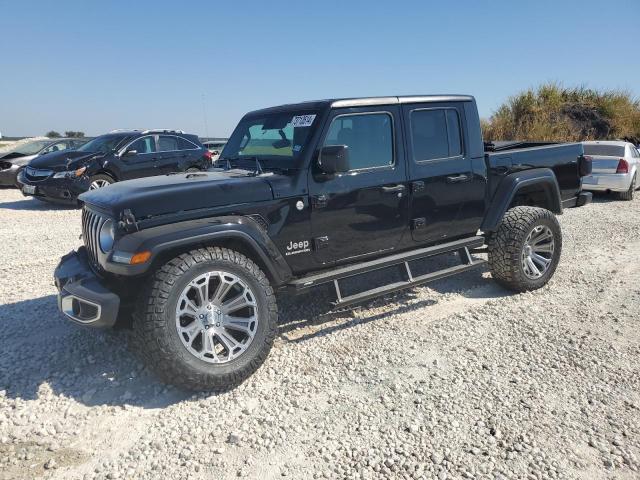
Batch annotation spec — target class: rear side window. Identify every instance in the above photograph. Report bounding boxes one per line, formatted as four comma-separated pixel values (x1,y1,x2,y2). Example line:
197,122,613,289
129,136,156,154
158,136,179,152
410,108,463,161
177,137,198,150
324,113,394,170
583,144,625,157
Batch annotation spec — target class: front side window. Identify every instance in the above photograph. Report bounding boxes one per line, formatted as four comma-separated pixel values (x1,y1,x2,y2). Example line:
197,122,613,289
129,136,156,154
42,141,71,154
158,136,179,152
323,113,394,170
410,108,462,162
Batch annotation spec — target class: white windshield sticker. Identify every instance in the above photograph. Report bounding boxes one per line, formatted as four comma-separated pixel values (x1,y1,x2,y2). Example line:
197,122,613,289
291,114,316,128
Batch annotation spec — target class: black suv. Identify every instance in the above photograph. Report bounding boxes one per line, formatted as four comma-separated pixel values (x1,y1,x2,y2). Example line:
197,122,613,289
19,129,211,204
54,95,592,390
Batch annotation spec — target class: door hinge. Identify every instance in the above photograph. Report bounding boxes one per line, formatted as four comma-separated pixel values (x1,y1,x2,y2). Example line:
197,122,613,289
312,195,328,209
411,181,425,193
314,236,329,250
412,218,427,230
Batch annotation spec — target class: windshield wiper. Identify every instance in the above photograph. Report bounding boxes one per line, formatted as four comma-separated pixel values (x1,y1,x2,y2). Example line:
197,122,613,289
223,156,264,176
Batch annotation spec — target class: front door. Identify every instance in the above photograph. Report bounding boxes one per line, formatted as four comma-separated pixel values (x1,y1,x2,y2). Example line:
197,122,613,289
121,135,160,180
402,103,486,243
309,106,409,266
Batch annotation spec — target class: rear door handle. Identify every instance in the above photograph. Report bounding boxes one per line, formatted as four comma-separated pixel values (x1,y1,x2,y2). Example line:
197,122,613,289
446,174,470,184
381,184,406,193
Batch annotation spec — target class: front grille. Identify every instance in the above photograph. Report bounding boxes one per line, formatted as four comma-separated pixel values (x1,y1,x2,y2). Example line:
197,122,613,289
82,207,108,267
25,166,53,181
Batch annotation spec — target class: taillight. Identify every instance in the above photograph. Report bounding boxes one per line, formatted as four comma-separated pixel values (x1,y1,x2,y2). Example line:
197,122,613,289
204,150,213,162
616,158,629,174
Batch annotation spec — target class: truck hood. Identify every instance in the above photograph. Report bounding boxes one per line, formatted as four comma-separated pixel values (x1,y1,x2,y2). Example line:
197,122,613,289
79,170,276,219
28,150,100,171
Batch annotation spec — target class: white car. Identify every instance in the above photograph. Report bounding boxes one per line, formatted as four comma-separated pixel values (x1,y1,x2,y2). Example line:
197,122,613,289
202,141,227,164
581,141,639,200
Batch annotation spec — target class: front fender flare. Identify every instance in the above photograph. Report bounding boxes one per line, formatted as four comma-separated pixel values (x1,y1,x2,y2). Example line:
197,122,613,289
481,168,562,232
103,216,292,286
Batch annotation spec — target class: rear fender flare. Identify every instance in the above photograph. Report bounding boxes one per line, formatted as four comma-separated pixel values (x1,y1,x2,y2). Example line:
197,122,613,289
481,169,562,232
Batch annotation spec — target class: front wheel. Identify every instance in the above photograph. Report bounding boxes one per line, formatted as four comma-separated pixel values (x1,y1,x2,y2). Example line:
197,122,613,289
132,247,278,391
88,173,115,190
488,206,562,292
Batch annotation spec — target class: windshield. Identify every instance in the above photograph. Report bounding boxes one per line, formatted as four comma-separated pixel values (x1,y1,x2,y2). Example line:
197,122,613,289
8,140,52,155
583,144,626,157
77,134,130,154
220,110,319,166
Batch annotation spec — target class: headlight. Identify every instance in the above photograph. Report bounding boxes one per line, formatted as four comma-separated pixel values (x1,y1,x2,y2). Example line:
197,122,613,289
53,166,87,178
99,219,115,253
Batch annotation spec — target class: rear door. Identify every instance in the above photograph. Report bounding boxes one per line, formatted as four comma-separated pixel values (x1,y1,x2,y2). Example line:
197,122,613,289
402,102,486,243
308,106,409,266
157,135,182,174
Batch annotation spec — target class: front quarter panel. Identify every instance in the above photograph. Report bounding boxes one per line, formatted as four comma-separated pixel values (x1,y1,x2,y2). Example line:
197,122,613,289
105,215,294,285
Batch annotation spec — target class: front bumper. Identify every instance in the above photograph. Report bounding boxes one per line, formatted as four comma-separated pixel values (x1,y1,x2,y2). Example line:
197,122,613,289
54,248,121,328
581,173,633,192
0,164,21,187
18,170,90,204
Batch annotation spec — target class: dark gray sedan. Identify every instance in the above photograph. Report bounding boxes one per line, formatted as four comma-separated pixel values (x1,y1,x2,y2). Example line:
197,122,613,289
0,138,86,187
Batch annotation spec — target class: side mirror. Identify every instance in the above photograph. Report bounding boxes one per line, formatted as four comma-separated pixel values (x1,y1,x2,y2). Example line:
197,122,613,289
123,149,137,157
318,145,350,174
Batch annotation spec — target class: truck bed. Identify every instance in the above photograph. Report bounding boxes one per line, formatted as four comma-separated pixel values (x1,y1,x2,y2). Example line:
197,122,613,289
485,142,584,202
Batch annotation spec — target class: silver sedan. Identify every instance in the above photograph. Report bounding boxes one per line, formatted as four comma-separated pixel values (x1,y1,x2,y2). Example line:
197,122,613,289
581,141,640,200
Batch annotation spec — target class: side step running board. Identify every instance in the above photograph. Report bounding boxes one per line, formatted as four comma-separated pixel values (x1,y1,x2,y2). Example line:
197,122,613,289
287,236,487,308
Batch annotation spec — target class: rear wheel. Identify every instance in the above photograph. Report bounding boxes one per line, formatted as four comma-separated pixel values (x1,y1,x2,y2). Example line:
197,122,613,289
616,173,636,201
88,173,115,190
132,247,278,391
488,206,562,292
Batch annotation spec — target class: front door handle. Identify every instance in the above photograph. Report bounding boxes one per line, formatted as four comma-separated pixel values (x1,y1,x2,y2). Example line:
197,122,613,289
446,174,470,184
381,184,406,193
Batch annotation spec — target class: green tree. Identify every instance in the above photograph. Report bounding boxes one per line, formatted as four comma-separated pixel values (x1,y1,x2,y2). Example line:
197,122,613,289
64,131,85,138
46,131,61,138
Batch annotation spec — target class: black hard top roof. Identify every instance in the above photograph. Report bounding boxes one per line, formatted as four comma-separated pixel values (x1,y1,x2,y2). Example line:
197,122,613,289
248,95,475,116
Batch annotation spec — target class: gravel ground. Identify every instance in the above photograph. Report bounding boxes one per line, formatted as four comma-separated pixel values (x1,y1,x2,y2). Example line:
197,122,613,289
0,187,639,480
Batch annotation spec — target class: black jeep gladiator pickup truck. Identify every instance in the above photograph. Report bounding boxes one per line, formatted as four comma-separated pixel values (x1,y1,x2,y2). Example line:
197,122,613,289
54,95,592,390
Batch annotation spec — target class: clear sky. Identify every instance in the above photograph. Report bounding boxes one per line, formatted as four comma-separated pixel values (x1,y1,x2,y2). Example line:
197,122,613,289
1,0,638,138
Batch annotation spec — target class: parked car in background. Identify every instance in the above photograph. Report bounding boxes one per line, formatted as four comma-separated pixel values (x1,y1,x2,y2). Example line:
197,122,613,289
581,141,639,200
19,129,212,204
0,138,86,187
202,140,227,163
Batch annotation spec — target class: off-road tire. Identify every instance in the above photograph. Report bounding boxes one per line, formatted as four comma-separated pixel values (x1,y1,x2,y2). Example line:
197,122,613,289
616,173,636,201
131,247,278,391
488,206,562,292
88,173,115,190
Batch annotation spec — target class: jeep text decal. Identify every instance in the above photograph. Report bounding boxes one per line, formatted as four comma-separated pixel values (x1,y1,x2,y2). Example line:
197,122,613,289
285,240,311,255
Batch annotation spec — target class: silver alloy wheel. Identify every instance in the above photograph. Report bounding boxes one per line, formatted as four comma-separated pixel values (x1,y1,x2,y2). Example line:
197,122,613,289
175,271,258,363
521,225,555,279
89,179,110,190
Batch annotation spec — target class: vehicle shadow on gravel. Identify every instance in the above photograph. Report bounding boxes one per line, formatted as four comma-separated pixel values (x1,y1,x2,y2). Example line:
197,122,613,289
0,197,77,211
590,192,625,204
0,295,189,408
